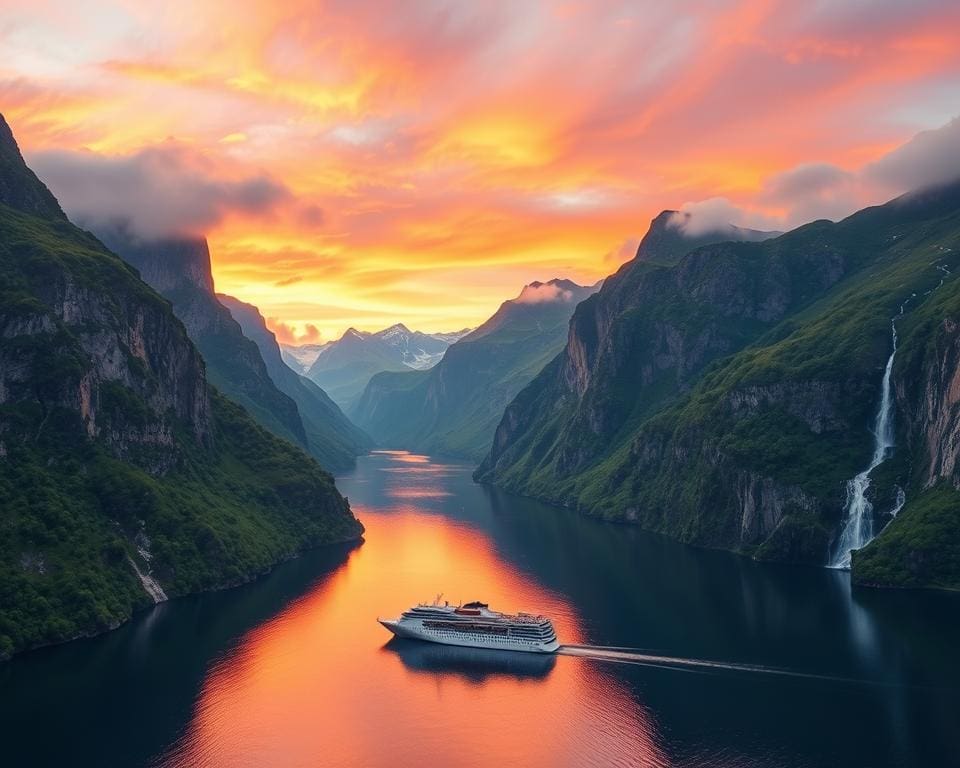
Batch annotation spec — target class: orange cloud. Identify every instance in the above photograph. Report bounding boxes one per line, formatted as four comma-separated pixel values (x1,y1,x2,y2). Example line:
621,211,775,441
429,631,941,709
3,1,960,340
267,318,324,345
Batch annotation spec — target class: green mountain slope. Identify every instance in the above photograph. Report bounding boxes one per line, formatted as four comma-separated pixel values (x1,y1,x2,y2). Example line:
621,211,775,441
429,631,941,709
478,185,960,587
351,279,598,461
0,115,362,659
219,294,372,471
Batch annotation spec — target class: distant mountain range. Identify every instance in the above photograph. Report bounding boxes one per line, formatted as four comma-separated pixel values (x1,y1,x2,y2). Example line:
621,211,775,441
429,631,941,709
281,343,329,373
0,114,362,660
350,279,599,461
283,324,471,409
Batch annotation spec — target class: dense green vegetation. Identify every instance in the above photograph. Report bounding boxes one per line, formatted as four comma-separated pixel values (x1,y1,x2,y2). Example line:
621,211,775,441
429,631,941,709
853,486,960,590
0,116,362,659
0,392,360,659
479,184,960,584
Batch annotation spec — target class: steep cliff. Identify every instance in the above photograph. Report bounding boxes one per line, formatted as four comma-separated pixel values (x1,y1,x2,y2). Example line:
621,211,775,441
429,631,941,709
0,115,65,220
351,279,598,460
219,294,372,471
0,115,362,659
478,185,960,585
94,230,310,451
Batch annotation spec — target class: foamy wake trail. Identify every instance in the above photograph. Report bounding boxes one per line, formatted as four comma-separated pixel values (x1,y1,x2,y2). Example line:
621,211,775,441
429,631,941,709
557,644,845,682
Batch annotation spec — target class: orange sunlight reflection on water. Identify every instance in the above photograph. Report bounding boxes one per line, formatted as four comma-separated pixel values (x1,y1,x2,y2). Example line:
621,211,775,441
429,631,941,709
157,452,668,768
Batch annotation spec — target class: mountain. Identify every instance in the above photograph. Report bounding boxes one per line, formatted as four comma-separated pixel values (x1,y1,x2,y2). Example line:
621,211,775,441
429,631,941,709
427,328,474,345
218,294,372,470
280,342,330,374
302,324,471,409
0,114,362,659
476,188,960,589
374,323,469,369
636,210,780,265
351,279,599,461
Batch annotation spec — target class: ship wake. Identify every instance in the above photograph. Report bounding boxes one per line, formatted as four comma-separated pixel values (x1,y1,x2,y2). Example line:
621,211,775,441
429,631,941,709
557,644,848,682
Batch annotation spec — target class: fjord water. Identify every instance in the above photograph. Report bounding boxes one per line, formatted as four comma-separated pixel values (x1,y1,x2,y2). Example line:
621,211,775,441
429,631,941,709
2,452,959,767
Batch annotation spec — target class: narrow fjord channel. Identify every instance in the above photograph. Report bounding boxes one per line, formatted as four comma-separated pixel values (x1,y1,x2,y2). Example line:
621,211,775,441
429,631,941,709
2,451,958,767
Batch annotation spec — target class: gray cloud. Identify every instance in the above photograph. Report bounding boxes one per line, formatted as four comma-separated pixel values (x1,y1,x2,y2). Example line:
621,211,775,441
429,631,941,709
668,197,756,236
29,144,291,239
864,116,960,193
762,162,858,226
669,117,960,237
764,162,853,202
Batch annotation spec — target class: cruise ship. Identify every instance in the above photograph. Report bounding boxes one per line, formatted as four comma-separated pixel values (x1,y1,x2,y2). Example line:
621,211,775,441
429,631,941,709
378,599,560,653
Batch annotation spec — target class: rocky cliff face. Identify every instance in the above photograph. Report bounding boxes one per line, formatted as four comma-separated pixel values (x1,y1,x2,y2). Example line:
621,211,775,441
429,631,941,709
483,225,847,480
98,234,215,295
0,167,210,477
899,315,960,488
478,185,960,580
95,230,310,451
1,258,211,476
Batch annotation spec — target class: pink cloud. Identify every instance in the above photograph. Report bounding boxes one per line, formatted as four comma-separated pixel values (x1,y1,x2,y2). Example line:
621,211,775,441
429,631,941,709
267,318,324,345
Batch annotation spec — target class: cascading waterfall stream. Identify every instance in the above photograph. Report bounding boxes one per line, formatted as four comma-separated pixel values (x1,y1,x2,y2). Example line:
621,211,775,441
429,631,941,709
829,312,900,569
831,262,952,569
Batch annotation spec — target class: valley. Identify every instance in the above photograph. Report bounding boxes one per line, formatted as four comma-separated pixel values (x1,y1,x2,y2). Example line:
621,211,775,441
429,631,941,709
4,6,960,767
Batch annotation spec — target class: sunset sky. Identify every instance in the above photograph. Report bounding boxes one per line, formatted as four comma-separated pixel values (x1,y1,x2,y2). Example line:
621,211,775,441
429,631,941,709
3,1,960,342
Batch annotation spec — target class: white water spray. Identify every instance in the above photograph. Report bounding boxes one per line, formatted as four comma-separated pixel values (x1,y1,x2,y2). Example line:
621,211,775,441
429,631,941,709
127,555,168,603
830,309,904,569
831,262,952,569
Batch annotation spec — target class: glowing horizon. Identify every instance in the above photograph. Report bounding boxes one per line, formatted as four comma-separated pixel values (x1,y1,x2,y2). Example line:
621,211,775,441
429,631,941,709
3,1,960,343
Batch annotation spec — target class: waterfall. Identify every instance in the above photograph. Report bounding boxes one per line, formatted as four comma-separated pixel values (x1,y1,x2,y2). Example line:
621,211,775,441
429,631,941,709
829,315,900,569
830,263,953,569
127,555,168,603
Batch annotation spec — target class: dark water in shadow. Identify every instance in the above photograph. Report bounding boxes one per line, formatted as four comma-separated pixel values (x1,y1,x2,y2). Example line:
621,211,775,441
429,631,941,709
1,450,958,767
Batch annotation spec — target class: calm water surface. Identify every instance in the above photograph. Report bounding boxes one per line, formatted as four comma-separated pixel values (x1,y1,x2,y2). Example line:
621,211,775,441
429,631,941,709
2,451,959,767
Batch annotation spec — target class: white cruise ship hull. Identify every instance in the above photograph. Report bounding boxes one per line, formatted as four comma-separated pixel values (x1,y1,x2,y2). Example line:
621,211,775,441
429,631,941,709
379,618,560,654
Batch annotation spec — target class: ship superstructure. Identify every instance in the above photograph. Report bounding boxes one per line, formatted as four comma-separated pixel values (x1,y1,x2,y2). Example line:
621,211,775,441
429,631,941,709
378,599,559,653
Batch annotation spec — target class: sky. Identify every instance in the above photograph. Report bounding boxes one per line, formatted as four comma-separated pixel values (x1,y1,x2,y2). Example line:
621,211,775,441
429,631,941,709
3,1,960,343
